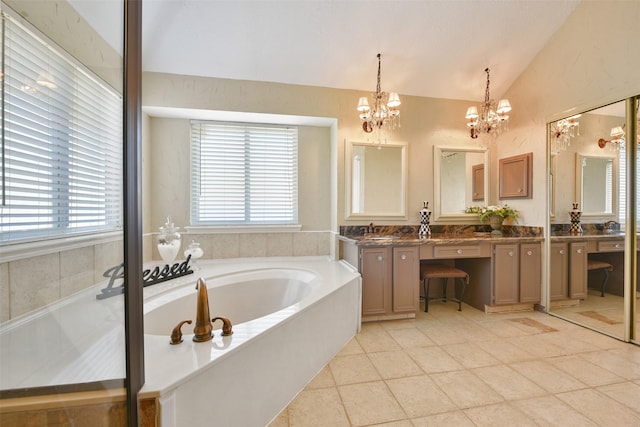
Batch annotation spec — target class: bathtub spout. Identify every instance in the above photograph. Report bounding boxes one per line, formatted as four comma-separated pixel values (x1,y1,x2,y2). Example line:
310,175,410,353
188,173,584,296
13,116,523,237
193,278,213,342
212,316,233,336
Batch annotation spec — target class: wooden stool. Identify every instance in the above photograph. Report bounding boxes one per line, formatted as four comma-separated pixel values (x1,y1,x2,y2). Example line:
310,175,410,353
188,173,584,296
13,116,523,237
420,263,469,312
587,259,613,297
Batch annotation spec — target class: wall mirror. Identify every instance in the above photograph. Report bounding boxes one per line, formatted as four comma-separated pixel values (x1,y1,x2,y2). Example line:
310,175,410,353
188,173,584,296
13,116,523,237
433,146,488,222
547,97,630,342
575,153,617,218
345,140,407,219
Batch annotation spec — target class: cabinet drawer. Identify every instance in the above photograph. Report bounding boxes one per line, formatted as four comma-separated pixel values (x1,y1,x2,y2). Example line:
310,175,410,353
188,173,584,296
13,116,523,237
433,245,481,259
598,240,624,252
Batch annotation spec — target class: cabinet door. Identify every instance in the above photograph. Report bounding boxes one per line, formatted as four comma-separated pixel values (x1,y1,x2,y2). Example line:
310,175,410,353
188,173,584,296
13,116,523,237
493,244,519,305
569,241,588,299
549,242,568,300
360,247,392,316
520,243,541,303
392,246,419,313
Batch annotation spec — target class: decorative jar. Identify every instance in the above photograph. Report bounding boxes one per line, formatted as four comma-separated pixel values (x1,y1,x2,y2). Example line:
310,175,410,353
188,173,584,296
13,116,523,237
157,216,181,264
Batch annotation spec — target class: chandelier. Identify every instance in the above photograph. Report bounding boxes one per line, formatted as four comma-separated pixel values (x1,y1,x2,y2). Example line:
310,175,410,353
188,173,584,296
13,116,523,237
357,53,401,134
465,68,511,139
550,114,581,151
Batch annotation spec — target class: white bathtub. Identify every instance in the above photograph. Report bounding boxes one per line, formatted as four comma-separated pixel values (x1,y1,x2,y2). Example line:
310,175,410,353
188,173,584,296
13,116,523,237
140,257,362,427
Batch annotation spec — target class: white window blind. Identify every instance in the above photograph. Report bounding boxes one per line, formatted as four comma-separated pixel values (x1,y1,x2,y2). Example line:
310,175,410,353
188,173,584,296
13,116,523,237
0,10,123,243
191,121,298,225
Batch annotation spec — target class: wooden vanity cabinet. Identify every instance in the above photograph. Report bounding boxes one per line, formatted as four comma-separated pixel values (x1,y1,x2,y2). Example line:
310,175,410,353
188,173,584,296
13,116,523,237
360,245,419,318
549,242,568,300
569,241,588,298
492,242,541,305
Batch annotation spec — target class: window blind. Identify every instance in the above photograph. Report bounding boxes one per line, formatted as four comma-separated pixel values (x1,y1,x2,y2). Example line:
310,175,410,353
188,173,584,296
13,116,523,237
0,10,123,243
191,121,298,225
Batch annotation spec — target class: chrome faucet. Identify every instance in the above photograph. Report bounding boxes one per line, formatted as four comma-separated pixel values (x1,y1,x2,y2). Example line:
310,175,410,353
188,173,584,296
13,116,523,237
604,220,619,231
193,278,213,342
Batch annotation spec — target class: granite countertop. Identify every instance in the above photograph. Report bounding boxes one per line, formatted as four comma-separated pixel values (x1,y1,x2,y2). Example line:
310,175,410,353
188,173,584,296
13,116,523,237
550,231,629,241
338,232,544,246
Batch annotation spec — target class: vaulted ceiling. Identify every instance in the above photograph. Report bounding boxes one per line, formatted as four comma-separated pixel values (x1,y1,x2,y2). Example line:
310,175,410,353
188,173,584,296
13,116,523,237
72,0,581,102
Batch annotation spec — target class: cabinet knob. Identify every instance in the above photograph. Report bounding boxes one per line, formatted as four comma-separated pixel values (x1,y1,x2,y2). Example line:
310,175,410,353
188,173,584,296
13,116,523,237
400,254,407,260
559,250,565,255
508,251,514,257
527,250,532,256
377,255,383,262
616,243,621,248
457,249,463,254
577,249,582,254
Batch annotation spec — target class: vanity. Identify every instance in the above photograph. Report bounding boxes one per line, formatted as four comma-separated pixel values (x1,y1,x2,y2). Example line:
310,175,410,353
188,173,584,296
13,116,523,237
339,229,543,321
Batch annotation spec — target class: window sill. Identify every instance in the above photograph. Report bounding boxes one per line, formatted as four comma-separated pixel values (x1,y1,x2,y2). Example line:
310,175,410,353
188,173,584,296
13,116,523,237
184,225,302,234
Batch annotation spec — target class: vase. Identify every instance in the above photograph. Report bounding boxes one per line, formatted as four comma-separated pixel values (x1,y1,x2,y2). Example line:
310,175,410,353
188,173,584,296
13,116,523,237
157,216,181,264
488,214,504,235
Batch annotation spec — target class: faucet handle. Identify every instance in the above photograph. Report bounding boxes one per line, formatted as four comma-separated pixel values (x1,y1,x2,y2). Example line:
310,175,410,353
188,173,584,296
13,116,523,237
212,316,233,336
170,319,192,345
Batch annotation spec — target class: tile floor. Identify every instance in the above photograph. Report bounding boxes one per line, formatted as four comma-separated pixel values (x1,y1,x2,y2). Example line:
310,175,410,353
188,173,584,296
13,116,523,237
269,300,640,426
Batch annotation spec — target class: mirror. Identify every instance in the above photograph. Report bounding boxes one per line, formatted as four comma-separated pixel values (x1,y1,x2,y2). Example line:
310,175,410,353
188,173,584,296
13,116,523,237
547,98,628,341
345,141,407,219
550,100,625,223
576,154,617,218
433,146,488,221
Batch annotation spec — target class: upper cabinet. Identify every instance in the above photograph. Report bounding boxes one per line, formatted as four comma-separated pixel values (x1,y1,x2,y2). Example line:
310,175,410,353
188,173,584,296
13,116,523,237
499,152,533,199
433,146,488,222
345,140,408,219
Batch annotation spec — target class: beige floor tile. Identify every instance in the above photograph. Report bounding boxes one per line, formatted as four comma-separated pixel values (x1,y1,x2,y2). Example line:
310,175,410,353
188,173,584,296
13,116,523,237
406,346,463,374
305,365,335,389
416,321,469,346
411,410,475,427
512,395,598,427
430,370,504,408
546,355,625,387
580,349,640,380
597,381,640,412
329,354,381,385
386,375,457,417
387,327,436,348
356,326,401,353
475,318,532,338
370,421,413,427
506,334,567,358
474,338,537,363
441,342,501,368
287,388,350,427
509,359,587,393
472,365,547,400
367,350,424,379
463,402,538,427
266,409,289,427
338,381,407,426
337,337,365,356
556,388,640,426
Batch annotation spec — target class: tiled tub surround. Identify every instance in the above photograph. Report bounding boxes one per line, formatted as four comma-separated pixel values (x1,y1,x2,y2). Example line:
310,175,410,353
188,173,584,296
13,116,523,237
0,231,332,323
0,256,360,427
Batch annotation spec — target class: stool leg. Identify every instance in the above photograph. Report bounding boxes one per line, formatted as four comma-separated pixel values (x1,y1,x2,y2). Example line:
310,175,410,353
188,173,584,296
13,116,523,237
455,278,463,311
600,269,610,297
424,278,430,313
441,278,447,302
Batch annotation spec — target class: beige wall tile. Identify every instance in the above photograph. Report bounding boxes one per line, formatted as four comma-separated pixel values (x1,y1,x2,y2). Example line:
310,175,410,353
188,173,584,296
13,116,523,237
210,234,240,259
9,253,60,318
266,233,293,257
0,262,10,322
239,233,267,257
60,246,95,297
94,240,124,284
292,232,318,256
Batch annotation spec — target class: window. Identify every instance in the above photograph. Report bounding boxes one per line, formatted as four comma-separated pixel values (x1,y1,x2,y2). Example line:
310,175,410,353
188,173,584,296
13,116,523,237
0,10,123,243
191,121,298,225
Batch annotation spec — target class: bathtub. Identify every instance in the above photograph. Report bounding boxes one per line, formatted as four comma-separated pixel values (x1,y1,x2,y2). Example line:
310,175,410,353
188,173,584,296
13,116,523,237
0,256,361,427
140,257,361,427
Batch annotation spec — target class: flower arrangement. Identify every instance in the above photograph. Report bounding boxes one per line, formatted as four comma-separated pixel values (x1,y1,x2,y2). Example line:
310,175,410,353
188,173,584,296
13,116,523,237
464,204,519,223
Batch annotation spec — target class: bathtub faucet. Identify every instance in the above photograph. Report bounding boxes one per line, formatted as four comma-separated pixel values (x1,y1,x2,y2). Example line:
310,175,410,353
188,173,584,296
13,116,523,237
193,278,213,342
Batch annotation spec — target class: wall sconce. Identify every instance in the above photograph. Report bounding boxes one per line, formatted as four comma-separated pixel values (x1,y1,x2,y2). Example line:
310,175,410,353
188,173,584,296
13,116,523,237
598,126,625,150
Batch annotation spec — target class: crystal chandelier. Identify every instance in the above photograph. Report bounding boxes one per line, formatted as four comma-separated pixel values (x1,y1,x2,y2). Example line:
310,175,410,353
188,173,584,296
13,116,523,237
550,114,581,151
465,68,511,139
357,53,401,134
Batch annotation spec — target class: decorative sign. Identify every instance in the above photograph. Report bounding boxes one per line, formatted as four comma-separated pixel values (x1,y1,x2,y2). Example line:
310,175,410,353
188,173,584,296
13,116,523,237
96,255,193,300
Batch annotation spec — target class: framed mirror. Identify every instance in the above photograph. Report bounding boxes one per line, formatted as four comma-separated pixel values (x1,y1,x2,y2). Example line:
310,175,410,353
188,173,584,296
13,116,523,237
575,153,618,219
345,140,407,219
433,145,488,221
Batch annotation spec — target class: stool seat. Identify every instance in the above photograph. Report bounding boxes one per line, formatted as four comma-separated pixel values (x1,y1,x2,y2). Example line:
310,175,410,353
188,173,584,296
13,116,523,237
420,263,469,312
587,259,613,297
